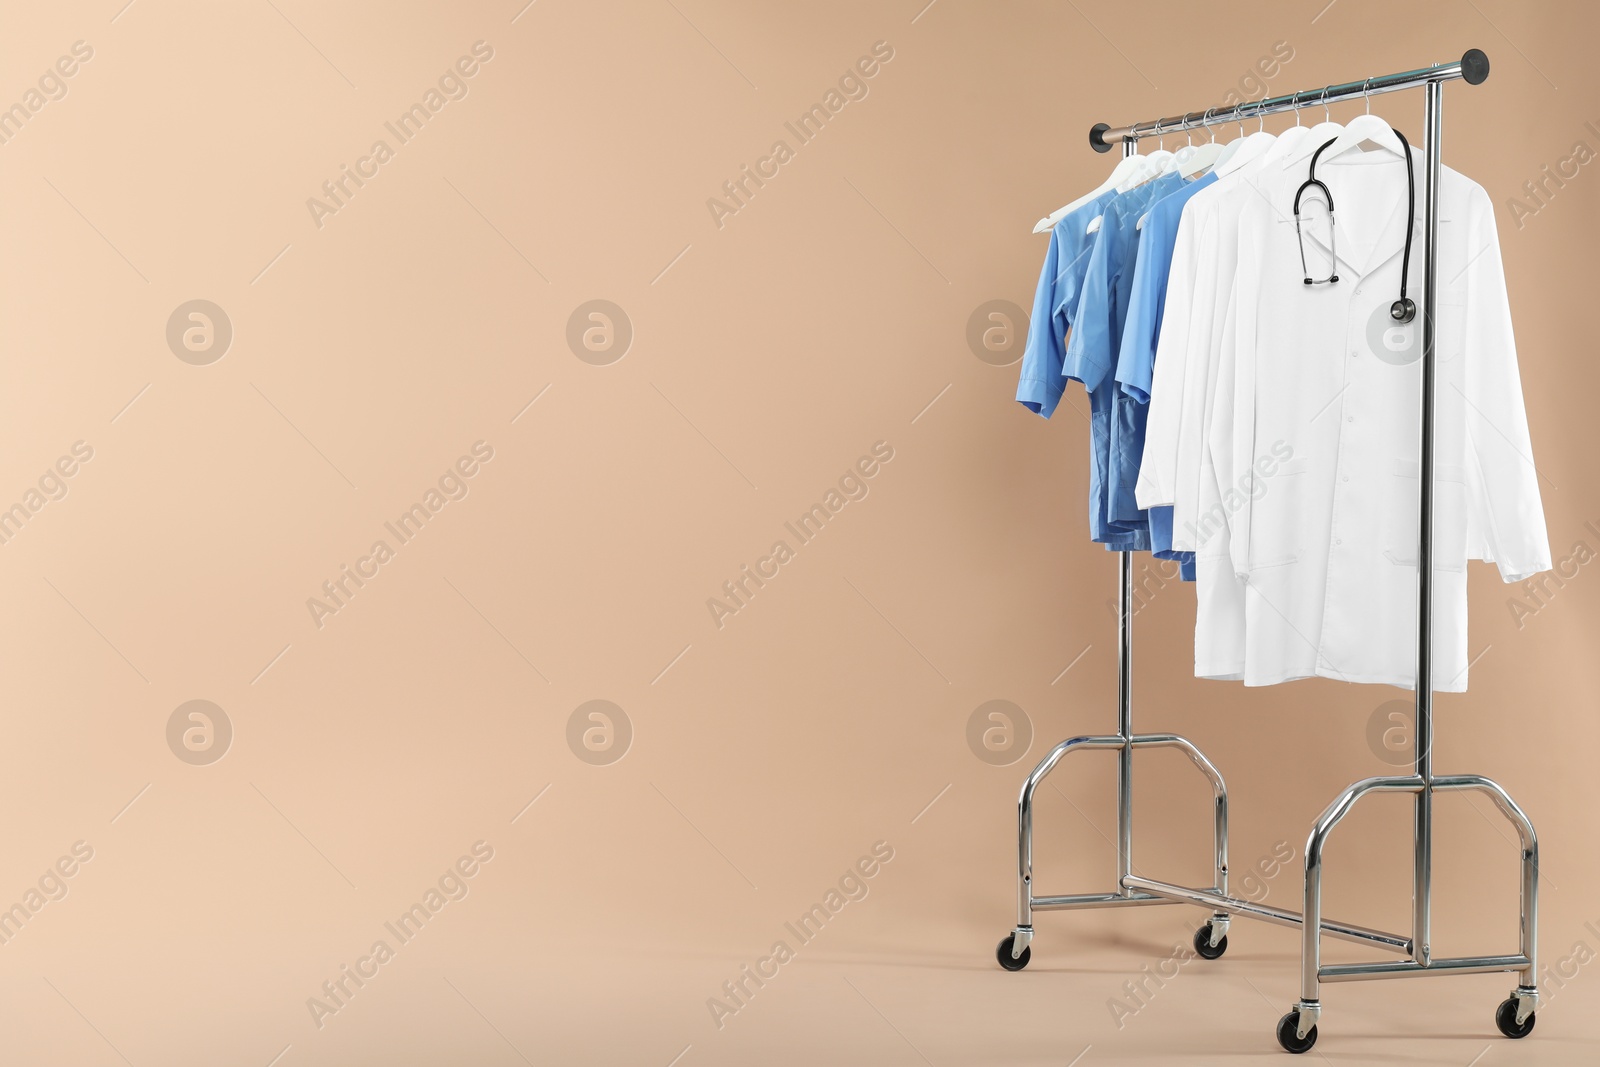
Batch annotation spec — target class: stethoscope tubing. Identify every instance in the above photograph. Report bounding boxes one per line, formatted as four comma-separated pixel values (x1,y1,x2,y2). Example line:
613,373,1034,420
1292,130,1417,323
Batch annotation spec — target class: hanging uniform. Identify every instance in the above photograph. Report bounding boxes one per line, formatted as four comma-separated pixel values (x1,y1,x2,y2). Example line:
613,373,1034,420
1114,169,1219,582
1065,172,1185,550
1216,150,1549,690
1136,159,1275,677
1016,191,1117,419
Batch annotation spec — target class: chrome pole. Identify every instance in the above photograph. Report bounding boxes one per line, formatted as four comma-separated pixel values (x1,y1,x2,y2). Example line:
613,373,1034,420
1412,77,1443,970
1089,49,1489,148
1116,546,1133,899
1114,138,1137,900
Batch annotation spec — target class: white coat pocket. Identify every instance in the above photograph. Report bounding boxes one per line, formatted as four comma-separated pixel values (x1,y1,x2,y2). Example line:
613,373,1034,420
1383,458,1467,570
1248,456,1308,570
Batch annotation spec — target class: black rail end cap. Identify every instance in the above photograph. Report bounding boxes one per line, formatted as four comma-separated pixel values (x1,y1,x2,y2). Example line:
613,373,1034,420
1462,48,1490,85
1089,122,1113,153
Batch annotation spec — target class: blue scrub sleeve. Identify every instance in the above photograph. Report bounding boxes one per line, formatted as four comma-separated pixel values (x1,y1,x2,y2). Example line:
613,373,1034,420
1015,230,1065,417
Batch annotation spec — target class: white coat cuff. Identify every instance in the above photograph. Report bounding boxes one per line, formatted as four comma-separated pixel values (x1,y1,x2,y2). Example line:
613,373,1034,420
1498,561,1552,584
1134,473,1171,510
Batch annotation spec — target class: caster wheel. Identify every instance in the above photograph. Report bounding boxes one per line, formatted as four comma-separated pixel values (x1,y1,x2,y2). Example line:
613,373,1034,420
1495,997,1535,1039
1192,922,1228,960
996,933,1031,971
1276,1010,1318,1054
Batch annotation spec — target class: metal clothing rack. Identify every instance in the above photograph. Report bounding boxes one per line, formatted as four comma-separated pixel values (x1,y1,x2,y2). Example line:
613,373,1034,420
997,49,1543,1054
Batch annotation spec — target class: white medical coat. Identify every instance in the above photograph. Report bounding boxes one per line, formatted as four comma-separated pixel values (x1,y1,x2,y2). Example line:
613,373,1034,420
1210,148,1549,690
1135,163,1270,679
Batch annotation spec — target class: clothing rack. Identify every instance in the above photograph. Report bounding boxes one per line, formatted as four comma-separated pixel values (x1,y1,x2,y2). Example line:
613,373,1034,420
999,49,1543,1053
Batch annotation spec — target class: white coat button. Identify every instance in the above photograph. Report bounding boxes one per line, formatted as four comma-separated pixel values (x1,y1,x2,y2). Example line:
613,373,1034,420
1347,416,1355,423
1342,475,1350,482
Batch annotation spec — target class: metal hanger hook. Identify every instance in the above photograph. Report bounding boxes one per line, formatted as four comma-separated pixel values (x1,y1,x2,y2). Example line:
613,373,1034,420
1203,107,1217,142
1321,87,1330,124
1257,99,1265,133
1364,77,1372,114
1293,94,1303,126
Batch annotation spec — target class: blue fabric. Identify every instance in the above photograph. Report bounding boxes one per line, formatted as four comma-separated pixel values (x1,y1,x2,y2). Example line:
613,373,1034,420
1063,173,1183,550
1111,171,1217,580
1015,191,1117,418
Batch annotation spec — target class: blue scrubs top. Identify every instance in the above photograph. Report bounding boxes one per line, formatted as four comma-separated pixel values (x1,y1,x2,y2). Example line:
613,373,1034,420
1015,190,1117,418
1113,171,1218,582
1063,173,1183,551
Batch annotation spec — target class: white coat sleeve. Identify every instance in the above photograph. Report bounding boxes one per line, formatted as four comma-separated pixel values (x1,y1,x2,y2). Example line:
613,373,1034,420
1466,447,1495,563
1180,267,1237,555
1168,211,1224,551
1135,209,1200,509
1462,189,1550,582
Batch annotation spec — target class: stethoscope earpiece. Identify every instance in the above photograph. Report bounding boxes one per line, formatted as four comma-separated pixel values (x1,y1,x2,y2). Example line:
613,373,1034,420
1294,139,1341,286
1296,130,1416,319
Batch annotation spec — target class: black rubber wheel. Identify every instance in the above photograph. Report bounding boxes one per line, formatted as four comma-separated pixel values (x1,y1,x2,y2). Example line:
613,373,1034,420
1495,997,1535,1039
1276,1010,1318,1054
1192,923,1228,960
996,933,1031,971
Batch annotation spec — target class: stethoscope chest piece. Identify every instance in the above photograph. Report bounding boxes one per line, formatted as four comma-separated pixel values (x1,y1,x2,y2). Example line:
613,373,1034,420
1391,297,1416,323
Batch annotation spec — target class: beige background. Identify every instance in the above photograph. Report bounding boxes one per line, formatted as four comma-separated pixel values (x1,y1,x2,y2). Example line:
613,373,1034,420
0,0,1596,1063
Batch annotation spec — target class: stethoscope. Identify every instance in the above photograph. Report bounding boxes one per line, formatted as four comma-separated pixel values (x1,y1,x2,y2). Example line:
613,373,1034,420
1292,87,1418,324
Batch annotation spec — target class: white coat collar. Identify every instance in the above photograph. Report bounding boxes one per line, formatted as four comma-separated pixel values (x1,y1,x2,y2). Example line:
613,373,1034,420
1296,147,1421,281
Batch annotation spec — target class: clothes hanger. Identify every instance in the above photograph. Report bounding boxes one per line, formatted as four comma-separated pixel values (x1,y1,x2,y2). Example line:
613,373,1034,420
1032,143,1146,233
1134,114,1220,230
1151,118,1179,174
1281,87,1346,168
1115,118,1173,193
1169,125,1196,174
1035,108,1180,233
1140,122,1193,230
1213,99,1276,176
1211,105,1248,171
1177,108,1225,178
1091,121,1157,234
1320,77,1404,160
1260,95,1312,167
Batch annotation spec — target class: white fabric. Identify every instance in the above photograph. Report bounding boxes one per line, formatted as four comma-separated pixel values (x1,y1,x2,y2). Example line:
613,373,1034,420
1206,148,1550,690
1136,160,1269,679
1136,145,1538,688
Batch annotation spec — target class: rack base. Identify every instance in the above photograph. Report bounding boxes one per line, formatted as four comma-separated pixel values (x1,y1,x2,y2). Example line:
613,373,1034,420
1002,714,1541,1054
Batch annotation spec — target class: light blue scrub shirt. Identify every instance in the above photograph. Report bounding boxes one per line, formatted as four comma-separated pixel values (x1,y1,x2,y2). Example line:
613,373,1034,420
1015,190,1117,418
1063,173,1184,551
1112,170,1219,582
